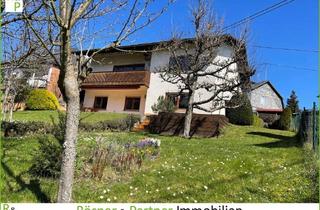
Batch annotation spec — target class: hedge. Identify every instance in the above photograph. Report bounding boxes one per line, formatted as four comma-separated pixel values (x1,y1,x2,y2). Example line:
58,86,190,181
2,115,140,137
278,107,292,130
2,121,53,137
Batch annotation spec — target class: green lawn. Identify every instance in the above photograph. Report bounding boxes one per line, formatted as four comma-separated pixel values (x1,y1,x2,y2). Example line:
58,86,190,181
1,124,318,203
13,110,130,123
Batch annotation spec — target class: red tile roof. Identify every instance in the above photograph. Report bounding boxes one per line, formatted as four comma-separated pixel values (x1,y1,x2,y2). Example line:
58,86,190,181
81,71,150,88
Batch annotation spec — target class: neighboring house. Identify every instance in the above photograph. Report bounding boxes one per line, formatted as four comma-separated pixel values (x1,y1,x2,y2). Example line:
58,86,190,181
28,66,60,96
28,65,64,104
250,81,284,124
43,66,61,98
28,73,48,88
2,62,62,110
80,36,248,117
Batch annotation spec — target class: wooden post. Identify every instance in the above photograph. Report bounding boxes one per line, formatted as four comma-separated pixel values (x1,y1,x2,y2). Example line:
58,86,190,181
312,102,317,151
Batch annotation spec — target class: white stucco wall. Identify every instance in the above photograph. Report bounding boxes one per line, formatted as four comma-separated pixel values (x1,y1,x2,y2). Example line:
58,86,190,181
144,45,238,115
91,53,147,72
84,44,240,117
83,87,147,116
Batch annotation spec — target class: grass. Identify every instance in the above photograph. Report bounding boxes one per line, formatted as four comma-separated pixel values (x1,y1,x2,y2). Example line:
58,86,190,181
13,110,130,123
0,124,318,203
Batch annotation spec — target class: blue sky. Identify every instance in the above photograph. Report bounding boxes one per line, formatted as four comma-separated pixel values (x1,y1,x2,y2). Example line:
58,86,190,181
93,0,318,109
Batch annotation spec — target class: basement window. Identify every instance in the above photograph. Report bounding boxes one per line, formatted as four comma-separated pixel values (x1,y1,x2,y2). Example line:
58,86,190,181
94,97,108,109
113,64,145,72
124,97,140,111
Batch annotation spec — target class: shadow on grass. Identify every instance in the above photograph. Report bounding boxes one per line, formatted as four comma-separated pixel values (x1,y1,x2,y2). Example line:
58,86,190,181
1,161,51,202
247,131,301,148
79,112,95,123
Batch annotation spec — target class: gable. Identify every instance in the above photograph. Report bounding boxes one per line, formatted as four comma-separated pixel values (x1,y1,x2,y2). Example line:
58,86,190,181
250,83,284,111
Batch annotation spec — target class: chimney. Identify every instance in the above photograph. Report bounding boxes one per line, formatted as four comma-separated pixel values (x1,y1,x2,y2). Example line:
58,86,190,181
46,66,61,98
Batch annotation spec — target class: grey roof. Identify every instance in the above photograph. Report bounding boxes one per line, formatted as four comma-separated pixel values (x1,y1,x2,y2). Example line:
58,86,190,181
74,34,243,55
251,81,269,90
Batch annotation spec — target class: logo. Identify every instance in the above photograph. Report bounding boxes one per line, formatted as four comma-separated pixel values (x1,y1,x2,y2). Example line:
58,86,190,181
5,0,23,12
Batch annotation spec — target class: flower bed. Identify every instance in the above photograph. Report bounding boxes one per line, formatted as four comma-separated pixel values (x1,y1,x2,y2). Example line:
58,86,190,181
83,136,161,180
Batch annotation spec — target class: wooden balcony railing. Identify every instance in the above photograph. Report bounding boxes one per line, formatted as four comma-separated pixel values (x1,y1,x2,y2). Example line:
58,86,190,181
81,70,150,89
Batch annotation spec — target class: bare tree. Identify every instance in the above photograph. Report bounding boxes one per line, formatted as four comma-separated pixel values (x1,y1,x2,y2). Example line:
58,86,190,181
2,64,24,122
1,27,41,122
3,0,173,202
157,0,254,138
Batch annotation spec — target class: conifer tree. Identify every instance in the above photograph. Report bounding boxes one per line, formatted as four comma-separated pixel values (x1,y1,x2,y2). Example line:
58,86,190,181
286,90,299,114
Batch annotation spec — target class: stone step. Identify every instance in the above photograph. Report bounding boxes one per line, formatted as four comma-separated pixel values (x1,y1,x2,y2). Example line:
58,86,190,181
132,127,145,132
140,121,150,126
132,117,151,132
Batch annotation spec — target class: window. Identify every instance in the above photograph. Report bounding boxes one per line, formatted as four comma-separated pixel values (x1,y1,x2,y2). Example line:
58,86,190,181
94,97,108,109
80,90,86,106
166,93,179,106
178,94,189,109
113,64,145,72
169,55,191,72
260,96,266,105
166,92,189,109
124,97,140,111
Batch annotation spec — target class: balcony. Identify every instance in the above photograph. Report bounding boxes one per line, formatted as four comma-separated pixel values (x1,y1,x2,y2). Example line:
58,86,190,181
81,70,150,89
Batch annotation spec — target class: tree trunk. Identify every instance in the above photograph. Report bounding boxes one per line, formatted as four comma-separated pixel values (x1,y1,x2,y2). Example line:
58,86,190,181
57,63,80,202
57,26,80,202
2,87,9,115
2,80,11,120
183,90,195,138
9,101,14,122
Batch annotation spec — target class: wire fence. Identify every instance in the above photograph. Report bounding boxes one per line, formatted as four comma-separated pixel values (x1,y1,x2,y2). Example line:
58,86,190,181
291,102,319,154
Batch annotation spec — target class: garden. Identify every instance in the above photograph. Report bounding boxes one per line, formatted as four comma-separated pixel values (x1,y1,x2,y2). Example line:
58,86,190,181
1,90,318,203
1,110,318,202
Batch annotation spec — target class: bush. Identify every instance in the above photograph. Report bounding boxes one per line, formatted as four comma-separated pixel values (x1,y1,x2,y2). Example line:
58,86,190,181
121,114,141,131
278,107,292,130
98,120,124,131
2,121,53,137
15,86,32,103
30,135,62,178
226,94,253,125
79,114,140,132
26,89,59,110
2,114,140,137
51,111,66,143
253,115,264,127
151,96,176,113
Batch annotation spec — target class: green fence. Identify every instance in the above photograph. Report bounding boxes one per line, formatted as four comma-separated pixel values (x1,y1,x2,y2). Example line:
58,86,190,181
291,102,319,154
290,113,301,132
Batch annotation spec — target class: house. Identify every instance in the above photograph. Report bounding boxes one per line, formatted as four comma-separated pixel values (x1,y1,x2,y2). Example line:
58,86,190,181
27,65,64,105
28,66,61,96
79,36,248,117
250,81,284,124
1,61,62,111
35,36,248,117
